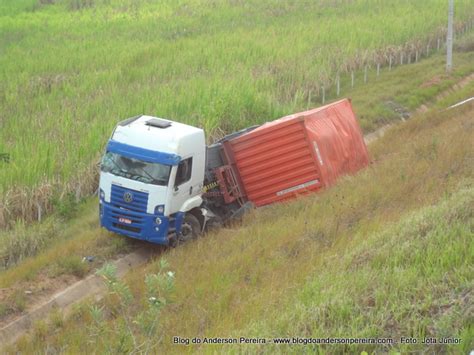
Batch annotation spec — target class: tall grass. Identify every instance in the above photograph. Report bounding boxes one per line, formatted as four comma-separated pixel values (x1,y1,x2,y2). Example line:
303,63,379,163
7,96,474,352
233,184,474,354
1,0,474,228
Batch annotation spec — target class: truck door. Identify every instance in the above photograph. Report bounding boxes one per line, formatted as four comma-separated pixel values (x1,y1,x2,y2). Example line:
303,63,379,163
170,157,195,213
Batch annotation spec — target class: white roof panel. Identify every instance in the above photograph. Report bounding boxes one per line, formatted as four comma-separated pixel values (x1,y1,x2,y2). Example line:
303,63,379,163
112,115,204,158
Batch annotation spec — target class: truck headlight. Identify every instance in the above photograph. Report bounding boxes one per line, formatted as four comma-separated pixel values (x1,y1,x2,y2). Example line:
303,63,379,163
154,205,164,214
155,217,162,225
99,189,105,200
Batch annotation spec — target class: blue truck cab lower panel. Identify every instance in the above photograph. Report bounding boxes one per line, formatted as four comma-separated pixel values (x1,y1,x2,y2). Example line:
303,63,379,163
99,184,180,245
100,202,170,245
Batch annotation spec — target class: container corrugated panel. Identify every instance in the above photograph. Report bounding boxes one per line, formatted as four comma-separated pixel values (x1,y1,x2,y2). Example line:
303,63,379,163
227,99,369,207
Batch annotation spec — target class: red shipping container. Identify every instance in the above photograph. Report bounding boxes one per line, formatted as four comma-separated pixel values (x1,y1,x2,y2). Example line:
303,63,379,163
223,99,369,207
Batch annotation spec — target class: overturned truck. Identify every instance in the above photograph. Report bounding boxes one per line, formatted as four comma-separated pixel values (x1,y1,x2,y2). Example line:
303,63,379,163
98,99,369,245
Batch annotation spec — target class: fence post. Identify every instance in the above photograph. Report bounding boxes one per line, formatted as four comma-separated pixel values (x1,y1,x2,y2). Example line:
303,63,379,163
400,52,404,65
351,71,355,87
336,75,340,96
437,38,440,51
426,44,430,56
321,86,325,104
36,202,42,222
364,66,368,83
389,55,392,71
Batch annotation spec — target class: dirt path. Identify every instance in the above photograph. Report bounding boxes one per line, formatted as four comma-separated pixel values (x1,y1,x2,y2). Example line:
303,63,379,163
0,248,154,347
365,72,474,145
1,72,473,349
416,72,474,113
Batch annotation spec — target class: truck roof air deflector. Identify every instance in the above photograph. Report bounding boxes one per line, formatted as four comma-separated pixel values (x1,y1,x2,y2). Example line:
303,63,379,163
145,118,172,129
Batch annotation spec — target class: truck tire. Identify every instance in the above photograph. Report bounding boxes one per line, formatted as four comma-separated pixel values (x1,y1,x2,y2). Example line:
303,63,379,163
168,235,178,248
179,213,201,242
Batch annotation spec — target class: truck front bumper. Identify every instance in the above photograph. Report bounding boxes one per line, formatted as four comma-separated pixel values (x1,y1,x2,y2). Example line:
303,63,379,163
100,202,170,245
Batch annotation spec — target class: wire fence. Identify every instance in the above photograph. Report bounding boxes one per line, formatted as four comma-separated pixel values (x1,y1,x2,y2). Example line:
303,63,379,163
317,17,474,105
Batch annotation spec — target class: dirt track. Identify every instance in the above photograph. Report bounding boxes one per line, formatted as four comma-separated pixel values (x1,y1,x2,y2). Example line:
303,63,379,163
0,248,153,346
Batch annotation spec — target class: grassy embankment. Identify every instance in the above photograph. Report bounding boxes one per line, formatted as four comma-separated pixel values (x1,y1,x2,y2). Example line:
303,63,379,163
5,74,474,352
1,0,474,227
0,39,472,328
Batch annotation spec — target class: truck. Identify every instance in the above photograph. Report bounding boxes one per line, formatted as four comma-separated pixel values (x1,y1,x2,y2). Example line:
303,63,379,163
99,98,369,246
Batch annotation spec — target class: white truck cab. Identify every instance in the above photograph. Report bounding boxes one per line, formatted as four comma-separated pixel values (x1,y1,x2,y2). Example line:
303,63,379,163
99,115,206,245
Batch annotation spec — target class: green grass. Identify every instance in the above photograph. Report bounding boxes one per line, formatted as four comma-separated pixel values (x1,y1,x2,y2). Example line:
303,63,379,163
0,1,473,350
0,198,121,272
0,199,135,327
0,198,132,288
1,47,472,285
0,35,472,336
6,87,473,353
330,50,474,131
1,0,474,227
238,186,473,354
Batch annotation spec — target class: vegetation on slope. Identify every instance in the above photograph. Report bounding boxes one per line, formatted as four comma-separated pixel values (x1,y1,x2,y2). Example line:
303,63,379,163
7,94,474,352
0,46,470,269
0,44,472,331
1,0,474,227
240,185,473,354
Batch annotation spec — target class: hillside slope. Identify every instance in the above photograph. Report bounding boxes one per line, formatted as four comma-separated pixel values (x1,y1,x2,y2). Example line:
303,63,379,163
0,50,472,332
7,95,473,353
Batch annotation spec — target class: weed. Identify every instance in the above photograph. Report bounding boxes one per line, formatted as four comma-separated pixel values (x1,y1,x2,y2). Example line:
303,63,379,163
50,308,64,329
0,302,10,317
52,192,79,219
33,320,49,341
52,256,89,278
12,290,27,312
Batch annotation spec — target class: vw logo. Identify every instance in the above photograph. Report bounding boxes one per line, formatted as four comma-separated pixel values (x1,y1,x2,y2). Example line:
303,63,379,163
123,192,133,203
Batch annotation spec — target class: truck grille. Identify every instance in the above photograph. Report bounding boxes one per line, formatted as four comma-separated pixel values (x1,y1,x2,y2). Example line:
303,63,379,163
110,185,148,213
113,223,141,234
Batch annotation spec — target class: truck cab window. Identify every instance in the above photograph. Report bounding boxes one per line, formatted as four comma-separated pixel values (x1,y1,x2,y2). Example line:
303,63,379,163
175,157,192,186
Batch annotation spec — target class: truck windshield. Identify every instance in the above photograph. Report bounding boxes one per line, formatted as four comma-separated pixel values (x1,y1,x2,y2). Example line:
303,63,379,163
101,151,171,186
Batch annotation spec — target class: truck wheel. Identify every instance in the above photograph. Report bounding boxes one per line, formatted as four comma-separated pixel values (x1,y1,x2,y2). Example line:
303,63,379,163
179,213,201,242
168,235,178,248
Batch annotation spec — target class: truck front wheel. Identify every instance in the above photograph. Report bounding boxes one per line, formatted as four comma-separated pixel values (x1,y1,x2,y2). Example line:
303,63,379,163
179,213,201,242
